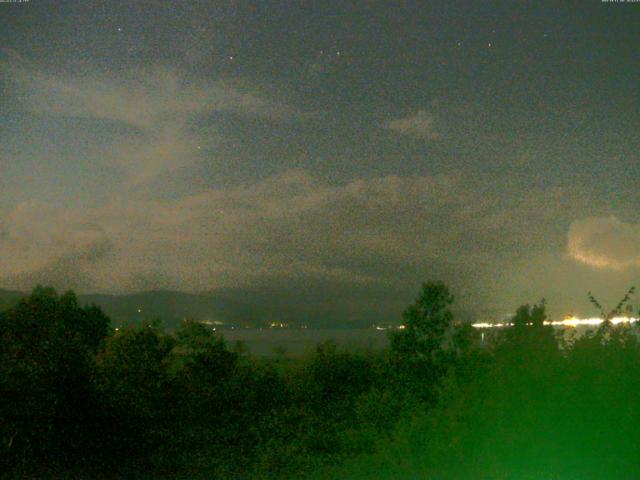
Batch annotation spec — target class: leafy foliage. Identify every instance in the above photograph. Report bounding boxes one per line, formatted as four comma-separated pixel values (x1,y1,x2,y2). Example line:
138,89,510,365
390,281,454,360
0,287,110,475
588,286,636,320
3,283,640,479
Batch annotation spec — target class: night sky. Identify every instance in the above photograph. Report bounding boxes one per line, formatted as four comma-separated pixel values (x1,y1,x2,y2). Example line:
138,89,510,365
1,1,639,324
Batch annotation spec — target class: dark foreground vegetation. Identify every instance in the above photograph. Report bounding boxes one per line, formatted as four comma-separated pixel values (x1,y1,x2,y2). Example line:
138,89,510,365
1,283,640,479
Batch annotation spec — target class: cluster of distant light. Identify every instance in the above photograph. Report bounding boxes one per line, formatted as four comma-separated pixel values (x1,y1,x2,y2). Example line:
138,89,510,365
472,316,639,329
375,325,406,331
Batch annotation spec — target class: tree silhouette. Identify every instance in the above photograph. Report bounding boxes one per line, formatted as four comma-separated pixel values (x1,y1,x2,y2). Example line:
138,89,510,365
390,281,454,362
500,300,558,361
588,286,636,321
0,286,110,473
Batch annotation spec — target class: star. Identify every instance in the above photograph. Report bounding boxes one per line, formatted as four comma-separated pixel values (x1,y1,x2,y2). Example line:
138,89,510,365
117,27,122,32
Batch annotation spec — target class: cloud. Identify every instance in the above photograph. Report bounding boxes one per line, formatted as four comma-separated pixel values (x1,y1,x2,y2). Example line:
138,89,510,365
1,51,302,187
387,109,442,140
0,201,113,291
568,216,640,270
112,123,205,187
0,170,580,299
3,55,298,128
0,49,607,319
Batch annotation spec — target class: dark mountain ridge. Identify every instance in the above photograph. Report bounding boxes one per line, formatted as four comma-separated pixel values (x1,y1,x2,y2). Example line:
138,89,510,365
0,288,245,330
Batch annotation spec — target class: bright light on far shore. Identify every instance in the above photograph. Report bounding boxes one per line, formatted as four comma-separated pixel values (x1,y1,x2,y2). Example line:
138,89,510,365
472,316,639,329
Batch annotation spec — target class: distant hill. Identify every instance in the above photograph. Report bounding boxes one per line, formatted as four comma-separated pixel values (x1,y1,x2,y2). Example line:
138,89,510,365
79,290,245,329
0,288,248,330
0,284,407,330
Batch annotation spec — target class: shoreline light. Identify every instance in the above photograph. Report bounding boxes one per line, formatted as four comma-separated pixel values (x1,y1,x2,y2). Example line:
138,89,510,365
472,316,639,329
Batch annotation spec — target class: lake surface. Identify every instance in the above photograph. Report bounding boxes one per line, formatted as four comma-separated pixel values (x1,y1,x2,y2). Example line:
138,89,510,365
215,324,620,356
216,328,391,356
